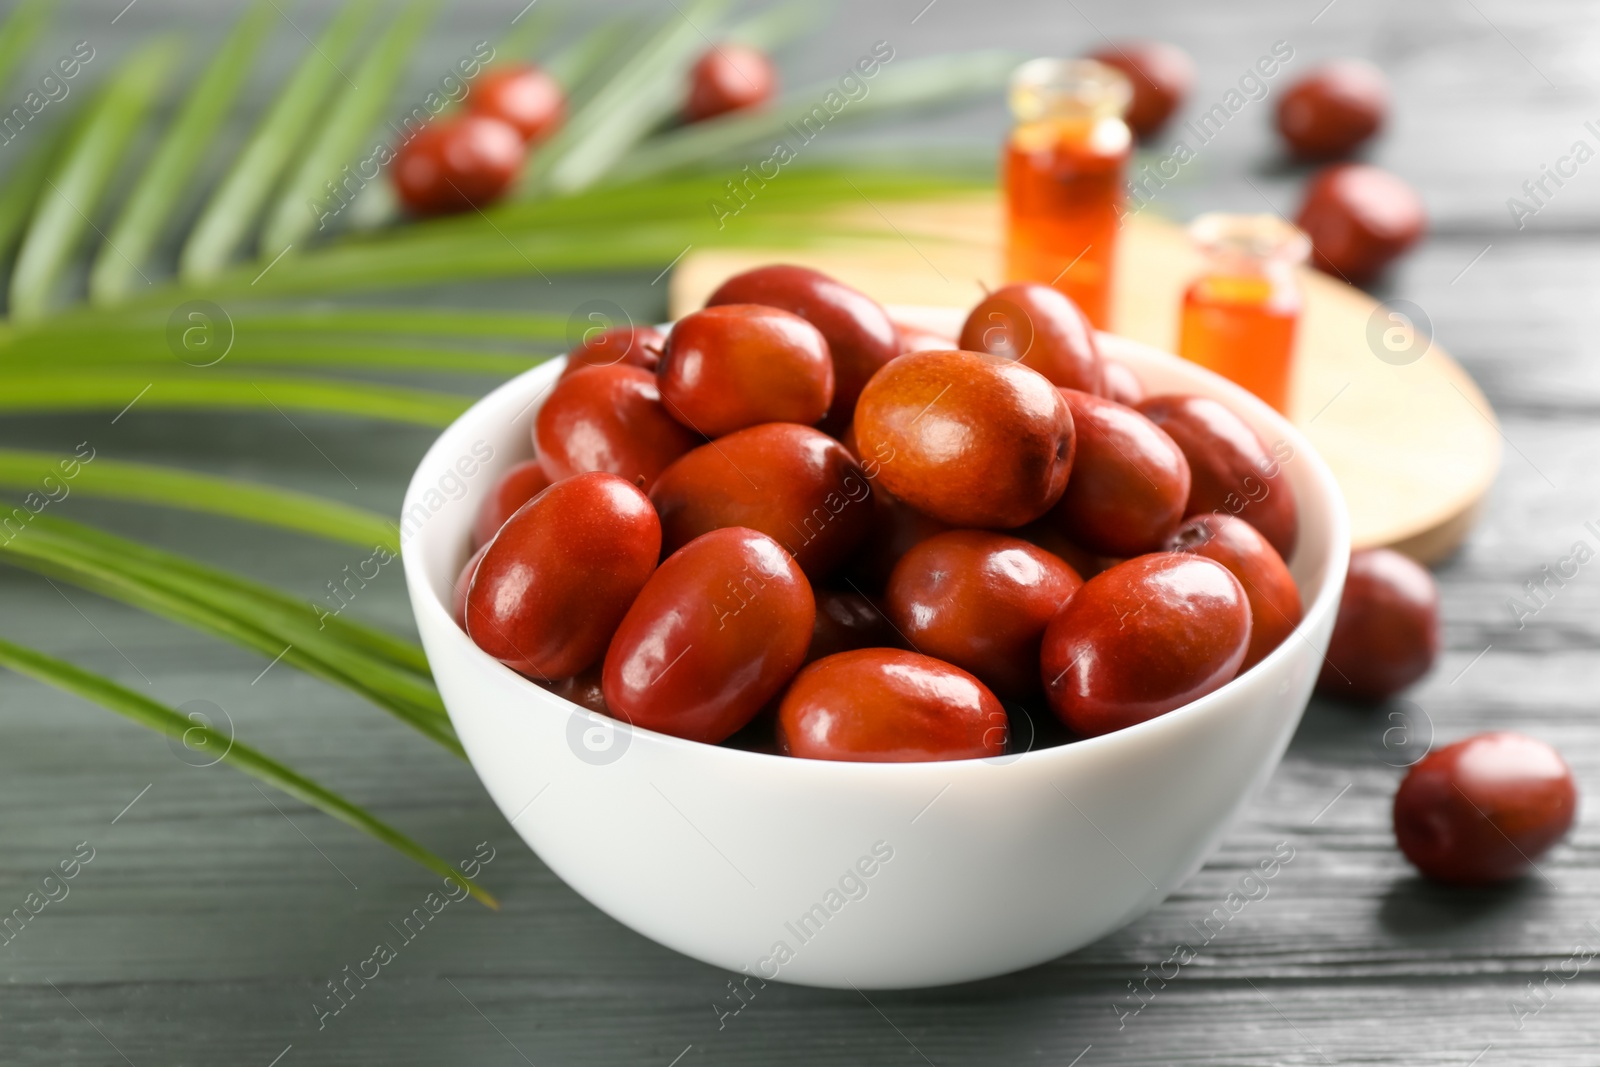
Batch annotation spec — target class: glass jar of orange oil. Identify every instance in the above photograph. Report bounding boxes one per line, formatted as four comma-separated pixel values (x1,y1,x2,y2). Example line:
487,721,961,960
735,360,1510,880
1002,58,1133,329
1177,212,1311,414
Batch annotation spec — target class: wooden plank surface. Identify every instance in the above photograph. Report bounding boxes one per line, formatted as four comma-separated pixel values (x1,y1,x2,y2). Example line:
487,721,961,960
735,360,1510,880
2,1,1598,1064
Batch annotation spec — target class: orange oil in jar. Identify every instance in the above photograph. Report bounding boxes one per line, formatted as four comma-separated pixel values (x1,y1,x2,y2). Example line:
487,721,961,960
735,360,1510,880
1176,214,1311,414
1002,59,1132,329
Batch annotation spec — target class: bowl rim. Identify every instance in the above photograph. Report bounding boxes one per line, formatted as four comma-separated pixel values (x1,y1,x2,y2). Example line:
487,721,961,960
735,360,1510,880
402,321,1351,775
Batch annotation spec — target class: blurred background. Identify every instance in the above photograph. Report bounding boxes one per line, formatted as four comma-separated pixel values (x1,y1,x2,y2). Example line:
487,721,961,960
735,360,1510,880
0,1,1595,1064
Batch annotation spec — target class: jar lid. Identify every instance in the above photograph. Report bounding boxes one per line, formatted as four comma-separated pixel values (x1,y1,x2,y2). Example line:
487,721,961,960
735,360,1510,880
1009,58,1132,123
1187,212,1311,266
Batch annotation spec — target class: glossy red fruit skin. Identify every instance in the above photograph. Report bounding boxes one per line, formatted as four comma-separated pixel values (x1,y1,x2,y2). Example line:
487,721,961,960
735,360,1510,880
848,486,951,591
393,115,524,216
535,365,701,489
471,459,552,549
1276,59,1387,160
469,64,565,143
706,265,899,432
1050,390,1189,556
558,325,666,379
1041,553,1251,737
1137,394,1298,561
854,349,1076,529
1316,547,1439,700
685,43,777,122
1166,513,1301,670
603,527,814,744
959,283,1105,394
1015,522,1118,581
650,423,874,579
536,666,608,715
807,589,899,663
777,649,1008,762
1394,732,1578,885
1102,360,1144,406
452,544,489,628
886,531,1082,698
658,304,834,437
894,321,956,355
1295,163,1426,284
1089,41,1195,138
466,472,661,680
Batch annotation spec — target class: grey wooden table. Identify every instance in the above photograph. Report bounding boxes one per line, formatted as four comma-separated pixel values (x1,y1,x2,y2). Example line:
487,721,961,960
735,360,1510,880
5,0,1600,1063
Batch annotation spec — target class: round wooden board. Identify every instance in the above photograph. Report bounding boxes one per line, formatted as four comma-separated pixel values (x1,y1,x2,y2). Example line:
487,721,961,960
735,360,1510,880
669,195,1500,563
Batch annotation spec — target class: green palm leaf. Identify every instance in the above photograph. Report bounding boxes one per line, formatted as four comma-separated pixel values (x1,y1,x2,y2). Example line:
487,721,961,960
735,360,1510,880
5,304,570,345
10,38,179,320
0,516,456,752
261,0,436,254
0,0,52,89
0,637,494,907
0,448,399,550
15,510,426,677
128,211,840,303
0,114,69,264
0,371,470,424
2,335,544,375
727,0,831,49
493,0,563,62
543,19,628,94
0,0,1013,892
528,0,734,195
180,0,378,280
90,1,277,303
609,51,1019,183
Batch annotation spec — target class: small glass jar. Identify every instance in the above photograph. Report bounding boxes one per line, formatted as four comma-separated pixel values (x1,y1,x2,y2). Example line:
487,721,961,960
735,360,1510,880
1177,213,1311,415
1002,58,1133,329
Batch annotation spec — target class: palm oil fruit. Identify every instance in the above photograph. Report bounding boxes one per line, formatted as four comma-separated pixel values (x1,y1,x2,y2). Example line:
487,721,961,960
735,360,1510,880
1050,390,1190,556
1041,553,1250,737
1317,547,1439,700
465,472,660,681
959,282,1105,394
853,349,1075,529
603,527,814,744
649,422,874,580
658,304,833,437
706,264,899,433
778,649,1007,762
1394,732,1576,885
886,530,1081,697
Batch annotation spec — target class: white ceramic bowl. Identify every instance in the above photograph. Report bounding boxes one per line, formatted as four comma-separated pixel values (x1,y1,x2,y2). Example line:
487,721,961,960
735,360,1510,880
402,317,1349,990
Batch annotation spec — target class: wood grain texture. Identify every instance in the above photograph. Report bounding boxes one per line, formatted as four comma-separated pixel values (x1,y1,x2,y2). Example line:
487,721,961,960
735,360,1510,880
1,0,1596,1064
